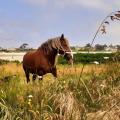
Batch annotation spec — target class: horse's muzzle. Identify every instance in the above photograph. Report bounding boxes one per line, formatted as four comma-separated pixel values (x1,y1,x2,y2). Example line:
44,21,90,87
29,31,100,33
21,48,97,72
68,58,73,66
63,52,73,66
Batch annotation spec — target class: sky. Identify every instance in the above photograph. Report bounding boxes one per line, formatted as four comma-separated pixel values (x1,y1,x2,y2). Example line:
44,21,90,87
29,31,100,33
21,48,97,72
0,0,120,48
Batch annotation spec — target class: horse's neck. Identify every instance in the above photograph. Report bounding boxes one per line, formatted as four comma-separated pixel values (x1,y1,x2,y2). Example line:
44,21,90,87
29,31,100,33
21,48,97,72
47,49,58,66
38,47,58,66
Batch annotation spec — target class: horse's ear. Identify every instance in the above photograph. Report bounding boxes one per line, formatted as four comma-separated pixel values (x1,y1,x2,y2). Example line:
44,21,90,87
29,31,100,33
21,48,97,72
60,34,64,40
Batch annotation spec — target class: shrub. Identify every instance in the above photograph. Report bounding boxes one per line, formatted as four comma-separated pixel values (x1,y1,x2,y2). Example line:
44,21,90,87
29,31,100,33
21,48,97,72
58,53,115,64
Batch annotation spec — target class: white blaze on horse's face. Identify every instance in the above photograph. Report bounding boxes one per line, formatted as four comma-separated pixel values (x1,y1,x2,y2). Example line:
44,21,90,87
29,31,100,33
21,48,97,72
63,39,73,59
60,34,73,66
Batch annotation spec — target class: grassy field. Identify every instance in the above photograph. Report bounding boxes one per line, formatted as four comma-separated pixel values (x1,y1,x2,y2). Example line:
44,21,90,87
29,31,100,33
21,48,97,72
0,62,120,120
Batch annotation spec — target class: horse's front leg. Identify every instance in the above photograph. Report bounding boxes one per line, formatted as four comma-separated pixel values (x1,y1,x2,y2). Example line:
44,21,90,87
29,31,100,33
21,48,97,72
51,67,57,78
32,74,37,81
38,76,43,80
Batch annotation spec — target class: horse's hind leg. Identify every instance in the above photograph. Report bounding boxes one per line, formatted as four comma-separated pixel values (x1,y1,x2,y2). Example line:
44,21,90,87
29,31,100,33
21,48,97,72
24,70,30,83
32,74,37,81
23,65,30,83
26,72,30,83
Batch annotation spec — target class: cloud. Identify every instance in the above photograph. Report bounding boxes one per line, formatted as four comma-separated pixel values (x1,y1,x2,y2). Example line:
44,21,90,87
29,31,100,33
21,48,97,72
1,0,120,48
55,0,102,8
21,0,48,6
19,0,120,13
0,28,20,48
0,18,43,48
21,0,120,12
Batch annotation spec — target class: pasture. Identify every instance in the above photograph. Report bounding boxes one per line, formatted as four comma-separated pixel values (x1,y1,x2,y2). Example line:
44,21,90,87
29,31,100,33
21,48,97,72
0,55,120,120
0,1,120,120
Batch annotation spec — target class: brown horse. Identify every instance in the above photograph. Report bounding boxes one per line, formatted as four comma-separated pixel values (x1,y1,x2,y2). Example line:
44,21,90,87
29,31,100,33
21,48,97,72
23,34,73,83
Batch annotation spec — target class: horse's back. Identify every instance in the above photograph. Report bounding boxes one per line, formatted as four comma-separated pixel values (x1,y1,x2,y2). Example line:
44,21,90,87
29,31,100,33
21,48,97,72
23,51,37,68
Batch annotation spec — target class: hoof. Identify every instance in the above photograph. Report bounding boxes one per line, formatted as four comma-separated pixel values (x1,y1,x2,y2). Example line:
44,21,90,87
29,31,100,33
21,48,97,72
38,76,43,80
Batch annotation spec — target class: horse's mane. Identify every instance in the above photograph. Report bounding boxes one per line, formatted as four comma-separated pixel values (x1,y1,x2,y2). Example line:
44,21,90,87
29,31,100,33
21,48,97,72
37,37,61,54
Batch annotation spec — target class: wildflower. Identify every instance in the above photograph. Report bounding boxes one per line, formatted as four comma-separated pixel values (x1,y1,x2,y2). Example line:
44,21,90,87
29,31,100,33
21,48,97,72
28,99,32,102
63,81,66,84
28,95,33,98
28,101,31,105
27,95,33,106
100,84,105,88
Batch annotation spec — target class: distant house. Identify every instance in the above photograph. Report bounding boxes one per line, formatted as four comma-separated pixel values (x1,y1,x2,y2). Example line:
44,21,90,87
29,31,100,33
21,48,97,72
105,46,117,52
7,48,17,52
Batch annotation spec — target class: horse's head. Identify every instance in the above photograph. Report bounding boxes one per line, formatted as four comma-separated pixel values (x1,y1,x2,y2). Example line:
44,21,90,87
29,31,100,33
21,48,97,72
51,34,73,65
64,53,73,65
58,34,73,65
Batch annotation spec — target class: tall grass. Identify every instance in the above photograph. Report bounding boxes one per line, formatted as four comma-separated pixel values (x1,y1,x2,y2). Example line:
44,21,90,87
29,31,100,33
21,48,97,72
0,61,120,120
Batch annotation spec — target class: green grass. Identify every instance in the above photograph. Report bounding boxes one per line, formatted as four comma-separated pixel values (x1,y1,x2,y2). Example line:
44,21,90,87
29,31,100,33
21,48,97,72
0,62,120,120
